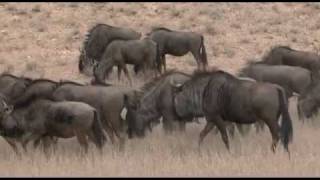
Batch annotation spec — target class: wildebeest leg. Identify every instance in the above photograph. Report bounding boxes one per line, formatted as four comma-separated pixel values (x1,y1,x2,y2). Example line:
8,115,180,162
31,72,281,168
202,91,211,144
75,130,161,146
5,138,20,156
76,133,89,154
41,136,54,157
122,64,133,86
255,120,265,133
162,113,176,134
87,131,103,154
162,55,166,72
178,121,186,132
236,123,250,137
103,123,115,145
198,121,214,148
191,50,202,70
263,119,280,153
117,65,122,81
227,122,235,139
212,116,230,150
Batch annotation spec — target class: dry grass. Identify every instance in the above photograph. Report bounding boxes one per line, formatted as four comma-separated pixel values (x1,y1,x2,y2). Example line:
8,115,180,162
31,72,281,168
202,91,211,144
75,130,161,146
0,2,320,177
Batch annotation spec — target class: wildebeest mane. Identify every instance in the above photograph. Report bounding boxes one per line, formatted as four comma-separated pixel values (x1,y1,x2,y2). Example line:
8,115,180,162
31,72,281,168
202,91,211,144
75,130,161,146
82,23,114,50
150,27,173,33
140,69,190,94
27,78,58,86
261,45,295,62
57,80,85,86
0,73,33,82
190,67,223,80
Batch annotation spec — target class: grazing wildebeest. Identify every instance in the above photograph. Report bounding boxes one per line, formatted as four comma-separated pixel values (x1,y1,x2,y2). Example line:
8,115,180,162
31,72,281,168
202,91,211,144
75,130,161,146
297,78,320,120
0,96,106,154
92,37,160,85
147,27,208,72
51,81,137,150
261,46,320,74
78,24,142,75
239,62,313,98
123,70,198,138
171,69,293,154
0,74,32,104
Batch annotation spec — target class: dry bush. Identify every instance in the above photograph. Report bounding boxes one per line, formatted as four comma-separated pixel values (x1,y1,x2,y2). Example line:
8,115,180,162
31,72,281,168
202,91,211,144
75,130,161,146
25,61,38,72
31,5,41,13
224,47,236,59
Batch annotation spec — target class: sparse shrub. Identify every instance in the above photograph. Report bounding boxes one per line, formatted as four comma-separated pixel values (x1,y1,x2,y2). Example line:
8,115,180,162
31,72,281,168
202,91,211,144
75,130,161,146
57,60,67,66
290,28,298,34
224,48,235,58
240,38,250,44
206,25,217,36
6,5,17,12
16,10,28,15
69,3,79,8
25,62,37,71
4,64,14,73
210,11,223,20
292,37,297,43
230,23,241,29
31,5,41,13
272,5,280,13
171,9,181,18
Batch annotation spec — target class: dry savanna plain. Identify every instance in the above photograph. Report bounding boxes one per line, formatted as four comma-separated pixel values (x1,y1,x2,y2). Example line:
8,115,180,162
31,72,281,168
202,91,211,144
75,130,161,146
0,2,320,177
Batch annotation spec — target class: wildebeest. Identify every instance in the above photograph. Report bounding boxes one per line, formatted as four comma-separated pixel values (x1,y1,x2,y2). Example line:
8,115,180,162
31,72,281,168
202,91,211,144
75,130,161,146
147,27,208,72
78,24,142,75
297,78,320,120
51,81,137,150
171,69,293,154
261,46,320,74
238,61,313,97
0,96,106,154
123,70,197,138
92,37,160,85
0,73,32,104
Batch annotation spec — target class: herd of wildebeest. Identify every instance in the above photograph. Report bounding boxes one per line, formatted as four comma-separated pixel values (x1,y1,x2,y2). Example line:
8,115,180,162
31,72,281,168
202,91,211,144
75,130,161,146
1,23,320,157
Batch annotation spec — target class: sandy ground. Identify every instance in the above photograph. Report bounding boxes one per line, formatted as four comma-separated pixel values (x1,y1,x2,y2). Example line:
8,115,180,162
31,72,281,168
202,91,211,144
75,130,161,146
0,2,320,177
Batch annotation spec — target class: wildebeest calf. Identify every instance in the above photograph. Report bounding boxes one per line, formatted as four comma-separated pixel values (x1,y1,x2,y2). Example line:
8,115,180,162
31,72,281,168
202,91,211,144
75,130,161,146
93,38,160,85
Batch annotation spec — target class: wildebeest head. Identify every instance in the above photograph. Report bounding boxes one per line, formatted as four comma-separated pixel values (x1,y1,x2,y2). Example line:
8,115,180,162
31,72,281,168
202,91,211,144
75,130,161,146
298,81,320,119
0,95,22,137
170,81,189,118
123,92,151,138
0,94,13,121
78,48,96,75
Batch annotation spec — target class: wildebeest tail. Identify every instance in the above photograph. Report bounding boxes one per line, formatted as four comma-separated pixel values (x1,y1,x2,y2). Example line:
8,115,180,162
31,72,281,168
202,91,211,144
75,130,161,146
155,43,162,74
91,110,107,149
277,87,293,152
200,35,208,69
